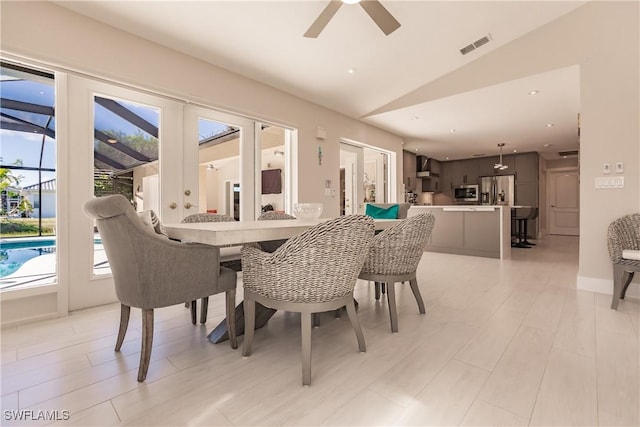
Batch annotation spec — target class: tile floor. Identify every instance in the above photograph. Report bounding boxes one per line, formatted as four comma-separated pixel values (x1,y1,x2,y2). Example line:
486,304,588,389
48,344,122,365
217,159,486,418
1,235,639,426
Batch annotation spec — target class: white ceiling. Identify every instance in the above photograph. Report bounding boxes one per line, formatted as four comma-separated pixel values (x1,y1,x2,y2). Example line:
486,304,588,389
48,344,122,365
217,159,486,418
54,0,585,161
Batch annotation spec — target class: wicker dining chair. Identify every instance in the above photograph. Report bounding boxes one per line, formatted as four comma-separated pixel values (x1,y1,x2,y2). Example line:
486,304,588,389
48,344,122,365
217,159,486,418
241,215,375,386
359,212,436,333
607,213,640,310
83,195,238,382
256,211,296,253
181,212,241,322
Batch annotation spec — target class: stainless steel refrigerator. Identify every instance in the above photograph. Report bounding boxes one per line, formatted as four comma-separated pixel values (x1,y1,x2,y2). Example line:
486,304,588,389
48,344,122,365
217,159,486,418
479,175,515,206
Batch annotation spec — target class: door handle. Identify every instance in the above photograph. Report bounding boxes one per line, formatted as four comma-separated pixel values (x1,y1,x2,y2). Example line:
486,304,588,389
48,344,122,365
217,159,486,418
184,202,196,209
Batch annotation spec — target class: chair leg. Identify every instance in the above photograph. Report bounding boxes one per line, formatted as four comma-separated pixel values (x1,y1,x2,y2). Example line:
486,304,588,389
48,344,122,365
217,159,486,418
409,279,426,314
115,304,130,351
611,264,626,310
190,300,197,325
200,297,209,324
242,298,255,357
312,313,321,327
345,298,366,352
226,290,238,349
374,282,381,300
621,271,635,301
381,283,386,294
386,282,398,333
611,264,634,310
301,312,312,386
137,308,154,382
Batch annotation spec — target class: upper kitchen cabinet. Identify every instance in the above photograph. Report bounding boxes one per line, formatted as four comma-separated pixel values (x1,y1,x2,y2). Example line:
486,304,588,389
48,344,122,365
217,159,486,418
515,152,539,181
495,154,515,175
402,150,417,192
477,156,497,177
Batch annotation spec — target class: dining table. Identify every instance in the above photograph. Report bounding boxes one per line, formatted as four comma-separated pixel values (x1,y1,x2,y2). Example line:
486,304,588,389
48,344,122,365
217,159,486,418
163,217,401,343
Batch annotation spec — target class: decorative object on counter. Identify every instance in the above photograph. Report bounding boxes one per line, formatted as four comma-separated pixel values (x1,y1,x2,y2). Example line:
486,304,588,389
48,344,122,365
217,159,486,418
365,202,410,219
365,203,399,219
293,202,323,220
359,213,436,333
607,213,640,310
494,143,509,170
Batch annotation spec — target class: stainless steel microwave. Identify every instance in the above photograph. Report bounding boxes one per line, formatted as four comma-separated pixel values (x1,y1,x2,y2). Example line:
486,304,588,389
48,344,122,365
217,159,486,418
454,185,479,203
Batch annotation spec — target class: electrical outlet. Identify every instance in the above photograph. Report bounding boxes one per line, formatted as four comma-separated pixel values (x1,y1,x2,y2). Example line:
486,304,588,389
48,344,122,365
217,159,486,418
603,163,611,174
616,162,624,173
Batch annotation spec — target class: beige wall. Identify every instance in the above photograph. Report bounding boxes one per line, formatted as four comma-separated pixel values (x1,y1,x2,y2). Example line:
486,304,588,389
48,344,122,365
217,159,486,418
0,1,404,217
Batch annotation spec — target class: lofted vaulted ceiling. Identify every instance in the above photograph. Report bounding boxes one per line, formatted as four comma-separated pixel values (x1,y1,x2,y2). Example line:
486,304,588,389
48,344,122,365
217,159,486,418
53,0,586,161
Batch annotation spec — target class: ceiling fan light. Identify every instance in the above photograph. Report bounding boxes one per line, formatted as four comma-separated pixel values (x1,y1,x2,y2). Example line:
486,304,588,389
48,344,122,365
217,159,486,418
500,165,509,170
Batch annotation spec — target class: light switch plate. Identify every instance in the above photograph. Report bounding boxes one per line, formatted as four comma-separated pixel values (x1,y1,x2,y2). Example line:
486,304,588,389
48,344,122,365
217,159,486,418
616,162,624,173
603,163,611,174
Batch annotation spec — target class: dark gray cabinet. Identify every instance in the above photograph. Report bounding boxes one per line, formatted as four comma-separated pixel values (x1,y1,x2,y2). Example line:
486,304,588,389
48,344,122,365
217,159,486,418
421,176,440,192
402,151,417,192
515,152,538,181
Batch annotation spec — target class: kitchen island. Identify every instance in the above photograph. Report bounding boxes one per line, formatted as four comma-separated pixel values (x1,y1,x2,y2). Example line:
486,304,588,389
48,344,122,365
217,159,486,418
408,205,512,259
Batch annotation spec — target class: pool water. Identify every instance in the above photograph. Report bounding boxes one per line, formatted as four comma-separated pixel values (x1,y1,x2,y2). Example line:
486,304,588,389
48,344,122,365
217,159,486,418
0,239,56,278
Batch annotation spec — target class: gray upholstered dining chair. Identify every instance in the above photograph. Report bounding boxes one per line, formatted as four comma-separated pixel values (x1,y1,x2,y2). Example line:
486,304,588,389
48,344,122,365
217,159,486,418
607,213,640,310
83,195,238,382
241,215,375,386
359,212,436,333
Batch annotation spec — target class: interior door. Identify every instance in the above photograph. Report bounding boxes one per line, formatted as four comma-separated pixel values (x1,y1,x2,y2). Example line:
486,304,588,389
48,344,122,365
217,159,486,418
340,143,364,214
547,169,580,235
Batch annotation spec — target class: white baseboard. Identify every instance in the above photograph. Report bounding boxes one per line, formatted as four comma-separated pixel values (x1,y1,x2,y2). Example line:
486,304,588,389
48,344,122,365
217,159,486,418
577,275,640,298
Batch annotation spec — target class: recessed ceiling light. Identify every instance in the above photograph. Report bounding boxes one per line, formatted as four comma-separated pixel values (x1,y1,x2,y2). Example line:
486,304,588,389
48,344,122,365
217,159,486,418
513,149,518,153
528,90,539,95
342,0,361,4
563,156,568,159
543,143,552,147
415,149,418,152
411,116,419,120
446,157,450,160
449,129,456,133
546,123,555,127
348,67,357,74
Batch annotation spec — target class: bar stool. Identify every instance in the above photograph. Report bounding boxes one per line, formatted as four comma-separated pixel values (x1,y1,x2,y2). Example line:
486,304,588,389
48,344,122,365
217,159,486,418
522,207,539,246
511,209,529,248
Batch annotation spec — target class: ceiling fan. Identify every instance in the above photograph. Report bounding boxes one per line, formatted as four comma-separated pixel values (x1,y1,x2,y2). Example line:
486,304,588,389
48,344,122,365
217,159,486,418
304,0,401,38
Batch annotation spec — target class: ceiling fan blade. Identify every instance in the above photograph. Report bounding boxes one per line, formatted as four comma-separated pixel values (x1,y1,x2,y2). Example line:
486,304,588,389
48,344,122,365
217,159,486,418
359,0,401,35
304,1,343,38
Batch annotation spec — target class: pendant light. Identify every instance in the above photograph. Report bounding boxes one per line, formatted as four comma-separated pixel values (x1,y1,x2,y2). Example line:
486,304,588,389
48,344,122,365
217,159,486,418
494,143,509,170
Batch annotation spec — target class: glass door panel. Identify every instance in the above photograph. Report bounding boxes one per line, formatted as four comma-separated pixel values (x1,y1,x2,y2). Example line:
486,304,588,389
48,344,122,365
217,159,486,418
92,95,160,276
184,105,255,221
0,61,57,291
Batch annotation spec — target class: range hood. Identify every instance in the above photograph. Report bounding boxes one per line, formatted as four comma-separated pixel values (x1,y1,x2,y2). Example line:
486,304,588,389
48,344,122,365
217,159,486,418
416,156,438,177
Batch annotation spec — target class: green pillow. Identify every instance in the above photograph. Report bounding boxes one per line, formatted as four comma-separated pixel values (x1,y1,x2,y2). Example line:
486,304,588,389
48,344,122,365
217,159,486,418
365,204,399,219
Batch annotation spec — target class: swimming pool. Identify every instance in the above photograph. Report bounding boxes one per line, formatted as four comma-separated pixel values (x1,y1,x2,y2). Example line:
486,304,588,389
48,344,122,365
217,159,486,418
0,239,57,278
0,238,102,278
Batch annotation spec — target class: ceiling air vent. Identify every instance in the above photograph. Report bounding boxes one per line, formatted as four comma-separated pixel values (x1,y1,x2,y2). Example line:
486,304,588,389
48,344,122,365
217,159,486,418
558,150,579,157
460,34,493,55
